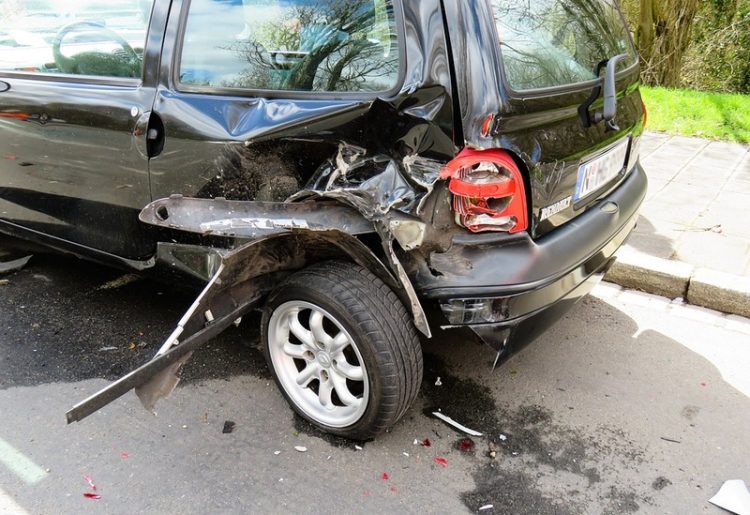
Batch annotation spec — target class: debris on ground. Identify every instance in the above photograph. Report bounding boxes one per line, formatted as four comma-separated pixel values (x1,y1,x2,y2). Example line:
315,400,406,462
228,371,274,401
98,347,118,352
128,342,137,350
434,457,448,468
389,485,398,493
294,446,307,453
381,472,390,480
435,377,442,386
432,411,483,437
0,255,32,275
479,504,494,511
660,436,681,444
120,451,129,459
420,438,432,448
488,441,497,459
274,451,281,455
402,452,409,457
709,480,750,515
82,475,100,499
222,421,236,434
354,445,363,451
457,438,474,452
499,434,507,441
95,273,141,291
83,475,97,491
0,279,9,286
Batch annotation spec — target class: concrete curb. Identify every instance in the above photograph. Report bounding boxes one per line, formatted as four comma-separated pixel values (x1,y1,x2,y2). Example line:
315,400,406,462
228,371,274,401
605,246,750,319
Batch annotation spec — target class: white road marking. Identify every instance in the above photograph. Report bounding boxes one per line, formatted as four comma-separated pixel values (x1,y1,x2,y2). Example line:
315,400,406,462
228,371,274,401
0,487,31,515
0,437,47,485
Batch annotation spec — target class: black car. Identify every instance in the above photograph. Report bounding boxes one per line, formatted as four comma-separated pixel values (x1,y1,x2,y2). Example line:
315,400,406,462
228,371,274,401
0,0,647,439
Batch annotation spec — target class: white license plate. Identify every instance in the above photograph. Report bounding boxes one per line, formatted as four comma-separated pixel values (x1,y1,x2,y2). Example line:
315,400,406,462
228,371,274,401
574,139,630,201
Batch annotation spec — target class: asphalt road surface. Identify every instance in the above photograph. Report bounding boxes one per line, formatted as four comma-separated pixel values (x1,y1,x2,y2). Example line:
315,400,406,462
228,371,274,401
1,252,749,514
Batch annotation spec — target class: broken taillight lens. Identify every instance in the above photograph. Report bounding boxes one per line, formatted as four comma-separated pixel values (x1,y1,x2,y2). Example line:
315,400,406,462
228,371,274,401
440,149,528,234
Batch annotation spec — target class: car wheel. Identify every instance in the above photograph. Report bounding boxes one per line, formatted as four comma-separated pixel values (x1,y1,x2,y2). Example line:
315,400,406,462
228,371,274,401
261,260,423,440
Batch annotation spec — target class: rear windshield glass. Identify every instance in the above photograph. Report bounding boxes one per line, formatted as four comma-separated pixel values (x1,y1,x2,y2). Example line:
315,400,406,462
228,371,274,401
491,0,638,91
179,0,400,93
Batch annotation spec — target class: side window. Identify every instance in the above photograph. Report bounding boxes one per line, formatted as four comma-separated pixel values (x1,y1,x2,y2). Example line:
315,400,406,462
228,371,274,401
0,1,153,78
179,0,400,93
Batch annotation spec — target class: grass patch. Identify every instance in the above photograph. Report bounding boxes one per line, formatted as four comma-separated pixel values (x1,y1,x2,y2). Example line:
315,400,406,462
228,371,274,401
641,86,750,144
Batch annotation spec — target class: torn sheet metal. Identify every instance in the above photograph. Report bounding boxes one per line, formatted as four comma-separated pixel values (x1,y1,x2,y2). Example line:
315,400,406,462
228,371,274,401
141,194,434,337
140,196,375,238
67,234,300,423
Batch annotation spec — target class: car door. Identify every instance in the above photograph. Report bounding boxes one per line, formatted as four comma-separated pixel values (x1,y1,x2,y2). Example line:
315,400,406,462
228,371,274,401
0,0,168,260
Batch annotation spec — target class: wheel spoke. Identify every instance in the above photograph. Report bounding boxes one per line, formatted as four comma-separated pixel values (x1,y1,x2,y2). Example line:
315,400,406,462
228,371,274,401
333,360,363,381
331,372,360,407
329,332,349,355
289,311,314,348
296,363,319,387
309,309,332,346
318,377,334,409
282,341,307,359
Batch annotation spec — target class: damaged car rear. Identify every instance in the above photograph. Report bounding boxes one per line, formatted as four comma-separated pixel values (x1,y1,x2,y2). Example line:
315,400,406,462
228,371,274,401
0,0,646,439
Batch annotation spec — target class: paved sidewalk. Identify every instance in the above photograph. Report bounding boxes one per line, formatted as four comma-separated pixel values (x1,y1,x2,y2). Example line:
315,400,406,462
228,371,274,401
605,132,750,317
633,133,750,276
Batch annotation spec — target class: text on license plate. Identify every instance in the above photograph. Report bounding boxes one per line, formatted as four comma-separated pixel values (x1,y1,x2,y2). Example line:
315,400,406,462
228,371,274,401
574,139,630,201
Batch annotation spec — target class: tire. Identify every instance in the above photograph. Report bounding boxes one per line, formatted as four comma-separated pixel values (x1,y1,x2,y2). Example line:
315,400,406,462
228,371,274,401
261,260,423,440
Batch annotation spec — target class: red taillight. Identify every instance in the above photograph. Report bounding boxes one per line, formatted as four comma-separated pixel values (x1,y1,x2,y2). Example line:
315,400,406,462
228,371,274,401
642,101,648,128
440,148,528,234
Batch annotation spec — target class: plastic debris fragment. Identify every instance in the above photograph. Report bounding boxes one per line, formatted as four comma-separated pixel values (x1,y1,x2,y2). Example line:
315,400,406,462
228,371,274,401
99,347,118,352
432,412,483,436
479,504,494,511
222,421,236,434
709,480,750,515
294,446,308,452
402,452,409,457
0,255,32,274
121,451,129,459
434,457,448,468
84,475,97,491
355,445,363,451
420,438,432,448
83,493,101,500
274,451,281,455
381,472,390,481
458,438,474,451
435,377,442,386
499,434,507,441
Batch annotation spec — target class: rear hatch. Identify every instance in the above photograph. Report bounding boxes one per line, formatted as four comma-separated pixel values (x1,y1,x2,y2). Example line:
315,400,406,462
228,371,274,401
488,0,645,238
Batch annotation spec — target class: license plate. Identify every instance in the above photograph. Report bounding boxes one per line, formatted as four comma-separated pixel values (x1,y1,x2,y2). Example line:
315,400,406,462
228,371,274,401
574,139,630,201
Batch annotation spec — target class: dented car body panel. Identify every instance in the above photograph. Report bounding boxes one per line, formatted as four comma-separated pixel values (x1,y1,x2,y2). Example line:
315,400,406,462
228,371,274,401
0,0,647,424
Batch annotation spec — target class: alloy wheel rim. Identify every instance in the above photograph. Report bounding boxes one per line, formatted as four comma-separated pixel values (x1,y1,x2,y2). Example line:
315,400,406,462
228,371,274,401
268,301,369,428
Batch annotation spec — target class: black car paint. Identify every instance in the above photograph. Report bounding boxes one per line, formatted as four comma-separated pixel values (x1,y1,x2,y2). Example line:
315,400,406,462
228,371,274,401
1,0,645,356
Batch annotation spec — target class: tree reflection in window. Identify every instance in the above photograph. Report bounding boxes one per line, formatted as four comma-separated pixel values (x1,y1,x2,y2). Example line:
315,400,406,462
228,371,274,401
491,0,637,90
180,0,399,93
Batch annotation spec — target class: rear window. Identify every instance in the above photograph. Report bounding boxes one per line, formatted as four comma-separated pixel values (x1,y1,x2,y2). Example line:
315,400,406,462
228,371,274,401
491,0,638,91
179,0,400,93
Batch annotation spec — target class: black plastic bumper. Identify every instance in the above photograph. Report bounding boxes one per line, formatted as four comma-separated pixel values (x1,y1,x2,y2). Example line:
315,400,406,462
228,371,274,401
412,163,648,355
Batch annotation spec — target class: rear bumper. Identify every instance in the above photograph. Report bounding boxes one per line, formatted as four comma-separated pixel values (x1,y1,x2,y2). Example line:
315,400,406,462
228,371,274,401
412,163,648,354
